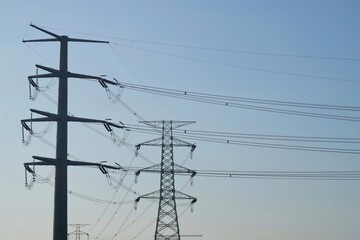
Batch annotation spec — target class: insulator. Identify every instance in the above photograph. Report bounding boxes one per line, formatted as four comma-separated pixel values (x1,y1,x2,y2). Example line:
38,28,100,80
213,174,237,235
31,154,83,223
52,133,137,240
28,78,38,88
115,162,122,169
22,127,25,143
106,174,113,187
25,168,28,187
99,79,108,88
191,204,194,213
25,165,34,173
99,165,108,174
134,201,138,211
113,77,119,84
30,112,33,130
135,150,139,157
104,123,112,132
21,122,31,131
135,175,138,184
29,81,32,99
190,177,194,186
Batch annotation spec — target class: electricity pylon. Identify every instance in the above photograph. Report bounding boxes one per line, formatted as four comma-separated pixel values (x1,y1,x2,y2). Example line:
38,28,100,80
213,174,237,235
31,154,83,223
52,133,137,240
135,121,197,240
21,24,123,240
68,224,89,240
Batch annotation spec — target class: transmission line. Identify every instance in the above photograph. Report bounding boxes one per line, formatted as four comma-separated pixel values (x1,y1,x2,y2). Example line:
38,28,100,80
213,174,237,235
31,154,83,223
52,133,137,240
35,24,360,61
120,124,360,154
116,82,360,112
122,167,360,181
111,43,359,83
110,81,360,122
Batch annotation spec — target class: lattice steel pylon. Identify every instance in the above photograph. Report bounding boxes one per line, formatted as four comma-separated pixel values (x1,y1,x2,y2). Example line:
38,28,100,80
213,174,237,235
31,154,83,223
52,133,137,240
68,224,89,240
135,121,197,240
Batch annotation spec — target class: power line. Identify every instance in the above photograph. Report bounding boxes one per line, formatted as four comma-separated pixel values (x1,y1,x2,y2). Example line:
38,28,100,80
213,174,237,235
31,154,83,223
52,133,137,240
121,124,360,154
113,81,360,122
122,167,360,180
111,43,359,83
35,24,360,61
109,44,189,120
117,82,360,112
125,123,360,143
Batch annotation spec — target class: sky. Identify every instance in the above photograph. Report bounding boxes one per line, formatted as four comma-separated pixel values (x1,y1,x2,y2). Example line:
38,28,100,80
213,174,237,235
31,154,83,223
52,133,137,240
1,1,360,239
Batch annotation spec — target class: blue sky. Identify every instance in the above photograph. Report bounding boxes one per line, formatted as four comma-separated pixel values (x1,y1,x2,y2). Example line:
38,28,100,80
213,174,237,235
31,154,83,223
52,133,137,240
1,1,360,239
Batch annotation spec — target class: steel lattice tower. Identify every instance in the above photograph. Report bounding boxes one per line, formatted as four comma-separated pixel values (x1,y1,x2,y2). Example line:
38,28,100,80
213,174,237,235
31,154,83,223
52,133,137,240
68,224,89,240
135,121,197,240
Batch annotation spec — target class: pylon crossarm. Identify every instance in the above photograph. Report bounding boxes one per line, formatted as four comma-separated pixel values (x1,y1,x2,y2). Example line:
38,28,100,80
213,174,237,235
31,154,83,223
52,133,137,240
174,190,197,203
28,73,57,79
173,163,196,176
23,38,58,43
33,156,58,164
24,161,55,169
135,163,161,176
24,24,109,45
68,37,109,44
172,137,196,149
139,121,163,128
21,117,55,125
136,137,163,148
136,163,196,176
171,121,196,129
68,72,117,85
21,109,58,124
29,23,60,38
36,64,59,74
68,160,121,170
31,108,58,118
139,120,195,129
135,190,161,202
29,156,121,171
67,116,124,130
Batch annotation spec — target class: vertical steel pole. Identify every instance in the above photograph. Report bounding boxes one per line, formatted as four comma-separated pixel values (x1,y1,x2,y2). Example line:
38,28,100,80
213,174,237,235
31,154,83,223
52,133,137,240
54,36,68,240
22,24,111,240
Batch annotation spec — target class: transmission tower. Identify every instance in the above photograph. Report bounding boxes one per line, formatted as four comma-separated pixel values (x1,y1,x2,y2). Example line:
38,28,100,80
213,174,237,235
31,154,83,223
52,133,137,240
68,224,89,240
21,24,124,240
135,121,198,240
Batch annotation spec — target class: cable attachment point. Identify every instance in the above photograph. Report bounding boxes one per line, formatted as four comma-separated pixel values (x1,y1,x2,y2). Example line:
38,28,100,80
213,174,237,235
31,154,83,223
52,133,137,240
135,171,140,184
135,145,141,157
24,161,36,190
191,198,197,213
134,198,140,211
190,171,196,186
190,144,196,159
103,121,117,143
28,77,39,100
100,77,124,103
28,67,40,100
21,121,33,145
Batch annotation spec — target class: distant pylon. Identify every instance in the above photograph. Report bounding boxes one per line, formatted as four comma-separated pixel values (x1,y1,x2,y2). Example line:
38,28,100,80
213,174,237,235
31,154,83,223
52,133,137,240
68,224,89,240
135,121,197,240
